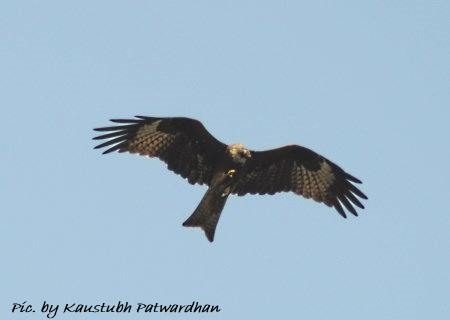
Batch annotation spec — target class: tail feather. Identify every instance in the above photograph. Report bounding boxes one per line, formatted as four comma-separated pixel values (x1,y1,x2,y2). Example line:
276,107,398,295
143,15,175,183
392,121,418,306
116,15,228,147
183,187,229,242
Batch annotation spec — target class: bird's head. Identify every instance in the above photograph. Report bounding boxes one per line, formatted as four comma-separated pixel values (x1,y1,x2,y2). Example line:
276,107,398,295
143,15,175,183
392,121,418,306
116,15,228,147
227,143,251,164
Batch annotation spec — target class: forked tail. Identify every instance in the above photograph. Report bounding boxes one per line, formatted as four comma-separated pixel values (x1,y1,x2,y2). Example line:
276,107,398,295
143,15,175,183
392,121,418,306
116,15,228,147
182,186,229,242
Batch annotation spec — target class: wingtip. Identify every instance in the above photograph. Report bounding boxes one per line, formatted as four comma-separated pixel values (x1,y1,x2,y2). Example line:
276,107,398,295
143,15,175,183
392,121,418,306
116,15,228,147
345,173,362,184
341,213,348,219
334,203,347,218
102,149,113,155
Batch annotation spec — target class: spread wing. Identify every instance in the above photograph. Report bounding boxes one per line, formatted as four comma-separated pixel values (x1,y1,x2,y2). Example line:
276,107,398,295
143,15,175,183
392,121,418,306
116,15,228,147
93,116,227,186
232,145,367,218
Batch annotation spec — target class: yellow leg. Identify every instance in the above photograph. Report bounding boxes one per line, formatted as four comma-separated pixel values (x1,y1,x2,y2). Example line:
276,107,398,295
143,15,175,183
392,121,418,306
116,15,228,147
227,169,236,178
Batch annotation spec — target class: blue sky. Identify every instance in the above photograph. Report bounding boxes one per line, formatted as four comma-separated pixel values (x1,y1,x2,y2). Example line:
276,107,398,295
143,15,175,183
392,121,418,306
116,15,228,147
1,1,449,319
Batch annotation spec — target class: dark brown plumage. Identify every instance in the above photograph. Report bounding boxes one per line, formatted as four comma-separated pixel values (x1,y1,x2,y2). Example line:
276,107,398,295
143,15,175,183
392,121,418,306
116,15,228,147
93,116,367,241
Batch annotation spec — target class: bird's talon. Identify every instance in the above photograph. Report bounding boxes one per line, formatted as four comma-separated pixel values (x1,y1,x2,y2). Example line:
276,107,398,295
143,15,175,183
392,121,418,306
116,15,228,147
227,169,236,177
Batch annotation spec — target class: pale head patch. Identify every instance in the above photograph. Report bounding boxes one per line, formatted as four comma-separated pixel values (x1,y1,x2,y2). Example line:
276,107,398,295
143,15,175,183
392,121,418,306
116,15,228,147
227,143,251,164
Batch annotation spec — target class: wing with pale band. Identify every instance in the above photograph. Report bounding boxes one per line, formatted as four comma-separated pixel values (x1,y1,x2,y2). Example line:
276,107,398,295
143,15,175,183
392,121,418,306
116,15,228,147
232,145,367,217
93,116,227,186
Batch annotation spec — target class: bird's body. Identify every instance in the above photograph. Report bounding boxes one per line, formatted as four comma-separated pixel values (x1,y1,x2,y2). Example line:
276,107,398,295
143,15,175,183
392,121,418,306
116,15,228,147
94,116,367,242
182,143,252,241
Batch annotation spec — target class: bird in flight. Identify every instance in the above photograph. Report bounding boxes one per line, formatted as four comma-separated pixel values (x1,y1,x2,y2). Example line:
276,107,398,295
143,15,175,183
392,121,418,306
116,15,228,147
93,116,367,242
